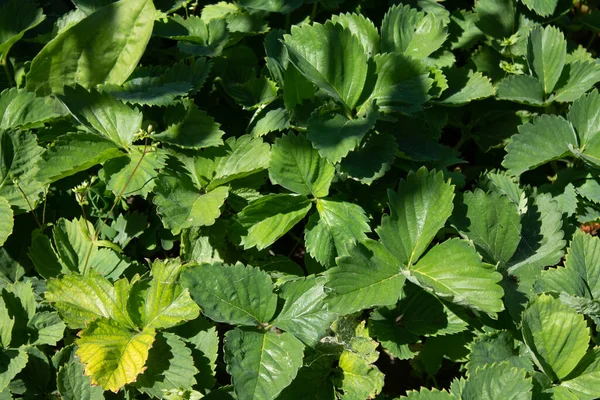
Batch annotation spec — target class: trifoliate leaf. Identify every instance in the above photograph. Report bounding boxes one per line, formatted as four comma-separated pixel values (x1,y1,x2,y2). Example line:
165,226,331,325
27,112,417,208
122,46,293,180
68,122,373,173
377,168,454,266
521,0,559,17
76,318,155,392
381,4,448,59
410,239,504,315
551,61,600,103
560,347,600,399
57,358,105,400
0,88,66,130
284,22,368,111
269,133,334,198
0,130,45,214
474,0,516,39
181,262,277,326
224,328,304,400
26,0,155,95
325,239,406,315
153,104,224,150
437,69,495,106
304,199,371,268
154,170,230,233
103,147,165,198
453,189,522,265
0,197,12,247
503,115,577,176
339,132,398,185
233,194,312,250
527,25,566,95
496,75,545,106
0,347,28,392
273,276,337,346
459,362,533,400
330,12,380,57
135,332,197,397
36,133,123,184
522,294,589,381
306,102,377,164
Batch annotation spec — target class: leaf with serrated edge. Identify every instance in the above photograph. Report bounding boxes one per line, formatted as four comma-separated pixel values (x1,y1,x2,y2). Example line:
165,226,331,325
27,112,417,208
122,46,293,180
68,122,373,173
460,362,533,400
496,75,545,106
103,147,165,198
0,347,28,392
527,25,566,94
57,358,104,400
0,88,66,129
0,197,12,247
153,104,224,149
522,0,559,17
552,61,600,103
560,347,600,399
330,12,380,57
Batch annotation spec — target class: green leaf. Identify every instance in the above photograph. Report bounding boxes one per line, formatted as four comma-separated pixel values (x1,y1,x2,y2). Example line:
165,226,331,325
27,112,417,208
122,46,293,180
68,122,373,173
560,348,600,399
273,276,337,345
453,189,522,265
496,75,545,106
522,0,559,17
0,130,45,214
339,132,398,185
522,294,589,381
181,262,277,326
0,88,66,130
26,0,156,95
551,61,600,103
283,64,315,111
45,271,135,329
527,25,566,94
467,331,533,374
305,199,371,268
400,388,454,399
377,167,454,267
249,105,290,138
0,197,12,247
459,362,533,400
57,358,105,400
410,239,504,314
306,103,377,164
224,328,304,400
136,259,200,330
103,147,165,198
269,133,334,197
381,4,448,59
569,89,600,150
135,332,197,397
474,0,516,39
233,194,312,250
154,170,230,233
28,311,66,346
330,12,380,57
76,318,155,392
0,0,45,61
284,22,368,111
0,297,12,347
437,69,495,106
0,347,28,392
36,133,122,184
153,103,224,150
238,0,302,14
325,239,406,315
60,86,142,149
503,115,577,176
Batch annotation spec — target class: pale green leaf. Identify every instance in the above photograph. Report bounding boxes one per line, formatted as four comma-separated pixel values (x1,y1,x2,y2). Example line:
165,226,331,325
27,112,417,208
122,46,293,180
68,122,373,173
181,262,277,326
135,332,197,397
522,294,589,380
305,199,371,268
460,362,533,400
269,133,334,198
551,60,600,103
453,189,522,265
60,86,142,149
330,12,380,57
521,0,559,17
377,167,454,267
234,194,312,250
36,133,123,184
284,22,368,111
527,25,566,94
0,347,27,392
0,88,66,130
0,297,12,347
0,197,12,247
325,239,406,315
496,75,545,106
273,276,337,345
153,104,224,150
103,147,165,198
76,318,155,392
26,0,156,95
503,115,577,176
0,130,45,214
57,358,105,400
560,348,600,400
381,4,448,59
337,349,385,400
224,328,304,400
306,103,377,164
0,0,45,60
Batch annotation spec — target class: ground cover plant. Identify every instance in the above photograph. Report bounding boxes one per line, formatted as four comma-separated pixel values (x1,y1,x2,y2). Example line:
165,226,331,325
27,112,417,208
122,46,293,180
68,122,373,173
4,0,600,398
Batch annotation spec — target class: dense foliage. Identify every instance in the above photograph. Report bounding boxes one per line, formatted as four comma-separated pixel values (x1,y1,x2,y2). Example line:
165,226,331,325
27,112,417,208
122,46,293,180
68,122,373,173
3,0,600,398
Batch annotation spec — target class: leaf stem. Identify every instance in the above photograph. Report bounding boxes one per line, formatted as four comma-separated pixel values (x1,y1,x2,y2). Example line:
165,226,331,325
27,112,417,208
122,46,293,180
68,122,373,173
14,180,42,229
310,2,318,22
1,58,14,88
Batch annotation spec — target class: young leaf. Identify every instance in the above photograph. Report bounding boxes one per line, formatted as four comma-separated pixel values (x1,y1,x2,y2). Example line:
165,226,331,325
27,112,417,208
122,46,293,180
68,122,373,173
181,262,277,326
76,318,155,392
26,0,156,95
233,194,312,250
376,168,454,266
57,358,105,400
503,115,577,176
325,239,406,315
305,199,371,268
0,197,13,247
269,133,335,198
224,328,305,400
284,22,368,111
527,26,566,95
410,239,504,314
330,13,380,57
522,294,589,381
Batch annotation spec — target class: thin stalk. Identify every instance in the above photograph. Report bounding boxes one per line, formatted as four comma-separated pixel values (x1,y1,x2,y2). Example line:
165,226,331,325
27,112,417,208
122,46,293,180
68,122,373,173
310,2,318,22
14,181,42,229
1,58,14,88
42,187,48,225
